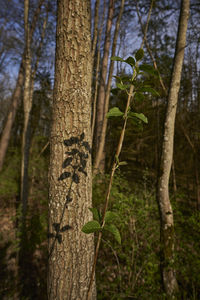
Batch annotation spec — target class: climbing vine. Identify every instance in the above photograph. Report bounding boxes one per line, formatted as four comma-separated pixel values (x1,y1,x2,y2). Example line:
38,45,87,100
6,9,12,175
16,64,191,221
82,49,159,299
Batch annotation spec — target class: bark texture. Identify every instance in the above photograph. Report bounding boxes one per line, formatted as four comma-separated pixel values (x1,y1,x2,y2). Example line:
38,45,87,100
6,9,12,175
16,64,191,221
48,1,95,299
157,0,190,297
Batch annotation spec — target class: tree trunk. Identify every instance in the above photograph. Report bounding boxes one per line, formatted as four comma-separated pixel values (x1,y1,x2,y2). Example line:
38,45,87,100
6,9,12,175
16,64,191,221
91,0,106,142
93,0,125,174
157,0,190,297
0,0,45,171
94,0,115,173
20,0,32,214
48,1,95,299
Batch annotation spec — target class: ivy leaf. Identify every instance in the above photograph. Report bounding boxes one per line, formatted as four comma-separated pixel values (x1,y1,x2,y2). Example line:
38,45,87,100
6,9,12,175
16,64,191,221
58,172,71,181
135,49,144,61
106,107,124,118
89,208,101,222
128,112,148,124
111,56,124,62
82,220,101,234
125,56,135,67
104,224,121,244
105,211,119,223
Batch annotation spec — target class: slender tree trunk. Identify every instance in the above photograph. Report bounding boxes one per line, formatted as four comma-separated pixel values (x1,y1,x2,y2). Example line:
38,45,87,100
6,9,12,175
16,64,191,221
18,1,33,297
94,0,115,173
20,0,32,214
48,1,95,299
0,59,24,171
0,0,45,171
91,0,106,142
93,0,125,174
157,0,190,296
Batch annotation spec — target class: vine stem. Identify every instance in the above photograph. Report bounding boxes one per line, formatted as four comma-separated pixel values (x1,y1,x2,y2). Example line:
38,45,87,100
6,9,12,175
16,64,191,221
86,84,134,300
86,2,154,297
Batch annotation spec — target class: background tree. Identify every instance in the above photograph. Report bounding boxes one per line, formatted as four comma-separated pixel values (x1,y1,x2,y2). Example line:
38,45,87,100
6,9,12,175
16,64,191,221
0,0,45,171
157,0,190,296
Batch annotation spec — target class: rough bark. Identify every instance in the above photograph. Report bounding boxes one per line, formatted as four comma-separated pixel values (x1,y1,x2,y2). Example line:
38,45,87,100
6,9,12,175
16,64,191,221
48,1,95,299
157,0,190,296
0,0,45,171
93,0,125,174
91,0,100,60
94,0,115,172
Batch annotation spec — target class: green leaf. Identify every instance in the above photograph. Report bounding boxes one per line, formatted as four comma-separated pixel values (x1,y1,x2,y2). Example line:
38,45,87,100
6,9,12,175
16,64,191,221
135,49,144,61
89,208,100,222
128,112,148,124
104,224,121,244
81,220,101,234
139,86,160,96
125,56,135,67
119,161,127,166
113,75,122,82
120,76,132,83
106,107,124,118
139,64,159,77
111,56,124,62
105,211,119,223
116,82,130,90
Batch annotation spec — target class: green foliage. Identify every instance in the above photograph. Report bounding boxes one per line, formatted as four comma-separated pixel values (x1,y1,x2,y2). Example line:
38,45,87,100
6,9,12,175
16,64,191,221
106,107,124,118
93,173,162,299
135,48,144,61
127,111,148,123
93,174,200,299
89,207,101,222
107,52,159,126
104,211,119,223
104,224,121,245
82,220,101,234
0,147,20,198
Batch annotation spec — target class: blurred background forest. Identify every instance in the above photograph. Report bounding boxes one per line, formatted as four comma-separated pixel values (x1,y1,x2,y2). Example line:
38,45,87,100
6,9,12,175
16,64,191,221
0,0,200,299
